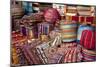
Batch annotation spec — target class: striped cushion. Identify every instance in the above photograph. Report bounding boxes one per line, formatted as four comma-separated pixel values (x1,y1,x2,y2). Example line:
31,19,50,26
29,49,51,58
60,23,77,42
61,29,77,33
60,24,77,29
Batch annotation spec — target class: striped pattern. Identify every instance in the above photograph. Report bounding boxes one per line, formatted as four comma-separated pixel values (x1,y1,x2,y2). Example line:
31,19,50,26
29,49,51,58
60,23,77,42
82,47,96,62
38,22,53,37
64,43,82,63
20,25,37,38
21,40,42,65
36,36,62,64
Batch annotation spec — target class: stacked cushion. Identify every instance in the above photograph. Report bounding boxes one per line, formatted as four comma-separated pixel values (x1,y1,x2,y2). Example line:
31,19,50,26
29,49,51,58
82,47,96,62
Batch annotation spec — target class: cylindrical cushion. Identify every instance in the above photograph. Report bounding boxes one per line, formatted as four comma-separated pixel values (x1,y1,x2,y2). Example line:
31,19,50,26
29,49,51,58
60,23,77,42
77,25,94,43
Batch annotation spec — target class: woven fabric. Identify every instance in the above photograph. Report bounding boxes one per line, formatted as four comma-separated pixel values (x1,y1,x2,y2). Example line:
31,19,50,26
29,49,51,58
80,30,96,50
82,47,96,62
64,44,82,63
38,22,53,37
12,47,19,65
60,23,77,42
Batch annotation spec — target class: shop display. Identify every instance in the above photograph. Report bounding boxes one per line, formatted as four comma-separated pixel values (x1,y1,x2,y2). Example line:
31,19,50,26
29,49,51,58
11,0,96,66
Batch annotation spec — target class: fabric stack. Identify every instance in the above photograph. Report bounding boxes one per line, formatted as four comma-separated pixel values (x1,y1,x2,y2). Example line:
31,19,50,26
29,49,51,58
21,41,42,65
80,29,96,62
59,6,78,43
60,23,77,42
77,6,96,25
11,31,28,65
38,22,53,37
78,16,95,25
36,37,83,64
63,43,82,63
65,6,77,22
77,6,92,16
11,1,24,19
82,47,96,62
77,24,96,62
12,19,21,31
66,6,77,16
20,25,37,39
76,6,96,62
35,35,62,64
52,4,66,16
12,36,43,65
21,13,44,23
12,44,28,66
12,46,19,65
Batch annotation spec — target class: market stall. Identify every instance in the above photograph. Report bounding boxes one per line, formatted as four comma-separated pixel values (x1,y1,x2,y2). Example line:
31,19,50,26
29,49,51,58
11,0,96,66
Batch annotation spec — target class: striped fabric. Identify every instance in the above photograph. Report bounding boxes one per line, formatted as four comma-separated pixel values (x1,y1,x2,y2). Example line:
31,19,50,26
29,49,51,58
82,47,96,62
38,22,53,38
36,36,62,64
60,23,77,29
64,43,82,63
15,44,27,65
60,23,77,42
21,40,43,65
62,34,77,38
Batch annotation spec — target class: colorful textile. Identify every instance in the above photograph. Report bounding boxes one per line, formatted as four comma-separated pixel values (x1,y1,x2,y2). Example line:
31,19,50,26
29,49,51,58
64,44,82,63
60,23,77,42
82,47,96,62
38,22,53,37
22,2,33,15
77,25,94,43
